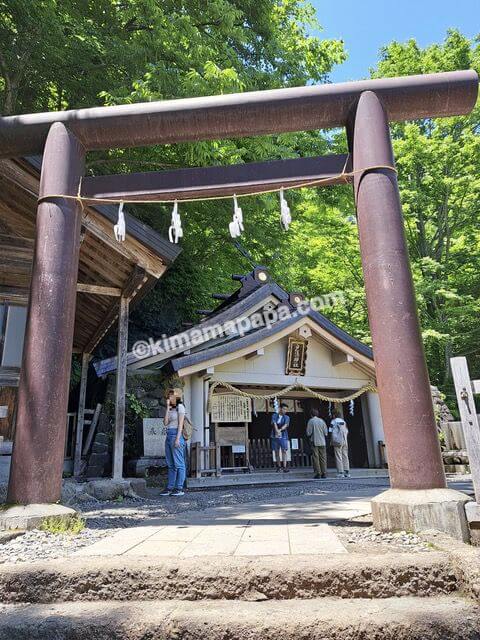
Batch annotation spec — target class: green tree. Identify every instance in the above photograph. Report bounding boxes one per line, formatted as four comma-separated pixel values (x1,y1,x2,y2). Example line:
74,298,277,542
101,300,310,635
371,30,480,393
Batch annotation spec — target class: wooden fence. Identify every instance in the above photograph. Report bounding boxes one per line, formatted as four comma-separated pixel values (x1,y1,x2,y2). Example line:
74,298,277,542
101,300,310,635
249,438,312,469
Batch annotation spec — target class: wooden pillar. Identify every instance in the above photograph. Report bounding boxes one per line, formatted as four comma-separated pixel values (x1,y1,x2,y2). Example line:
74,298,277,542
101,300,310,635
112,296,129,480
8,123,85,504
451,357,480,502
352,91,445,490
73,352,91,478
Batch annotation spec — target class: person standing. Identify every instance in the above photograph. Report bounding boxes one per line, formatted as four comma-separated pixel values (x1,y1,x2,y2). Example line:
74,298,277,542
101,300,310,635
271,403,290,473
306,408,328,479
161,391,187,496
330,410,350,478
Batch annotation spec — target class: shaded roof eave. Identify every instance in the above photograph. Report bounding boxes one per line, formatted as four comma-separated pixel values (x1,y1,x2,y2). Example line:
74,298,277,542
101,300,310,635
94,282,284,375
24,156,181,266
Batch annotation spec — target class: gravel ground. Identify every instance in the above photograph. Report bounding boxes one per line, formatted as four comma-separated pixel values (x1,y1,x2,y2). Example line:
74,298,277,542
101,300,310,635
333,515,437,554
0,476,456,564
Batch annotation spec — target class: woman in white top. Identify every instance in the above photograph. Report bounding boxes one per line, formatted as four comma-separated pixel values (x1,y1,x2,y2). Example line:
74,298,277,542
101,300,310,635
161,392,186,496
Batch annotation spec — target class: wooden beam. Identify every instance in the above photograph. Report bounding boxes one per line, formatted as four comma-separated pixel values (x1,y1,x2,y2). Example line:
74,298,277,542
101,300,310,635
0,286,29,304
77,283,122,296
73,352,91,478
245,348,265,360
82,267,148,353
83,301,120,354
83,402,102,456
81,155,351,202
123,265,148,298
112,296,129,480
332,350,354,366
451,356,480,503
197,366,215,377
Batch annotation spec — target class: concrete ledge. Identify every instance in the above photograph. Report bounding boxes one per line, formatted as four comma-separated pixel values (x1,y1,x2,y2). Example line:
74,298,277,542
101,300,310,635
371,488,472,542
465,501,480,546
0,552,457,604
0,504,77,531
0,595,479,640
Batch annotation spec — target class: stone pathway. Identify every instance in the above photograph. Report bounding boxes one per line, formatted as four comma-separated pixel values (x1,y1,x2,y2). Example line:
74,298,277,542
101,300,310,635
76,491,372,557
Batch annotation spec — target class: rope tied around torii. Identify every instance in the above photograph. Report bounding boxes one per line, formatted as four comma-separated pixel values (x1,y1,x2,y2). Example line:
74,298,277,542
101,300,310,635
36,160,397,207
36,157,397,243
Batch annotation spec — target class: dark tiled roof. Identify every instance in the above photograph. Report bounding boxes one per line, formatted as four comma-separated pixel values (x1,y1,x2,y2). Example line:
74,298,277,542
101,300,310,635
95,269,373,375
170,307,373,372
25,156,180,265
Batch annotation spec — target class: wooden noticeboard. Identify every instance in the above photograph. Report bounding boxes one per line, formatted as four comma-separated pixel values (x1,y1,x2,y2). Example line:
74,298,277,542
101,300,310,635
285,336,308,376
210,394,251,423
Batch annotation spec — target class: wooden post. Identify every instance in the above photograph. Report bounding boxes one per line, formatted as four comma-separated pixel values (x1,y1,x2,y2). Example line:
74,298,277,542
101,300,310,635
112,296,129,480
73,352,91,478
83,403,102,456
450,357,480,502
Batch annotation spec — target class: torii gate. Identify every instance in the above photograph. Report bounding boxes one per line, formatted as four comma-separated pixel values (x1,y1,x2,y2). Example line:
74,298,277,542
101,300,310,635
1,70,478,535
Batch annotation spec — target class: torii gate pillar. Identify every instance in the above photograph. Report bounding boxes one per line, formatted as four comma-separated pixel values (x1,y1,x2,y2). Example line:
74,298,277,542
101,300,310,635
7,123,85,507
352,91,471,540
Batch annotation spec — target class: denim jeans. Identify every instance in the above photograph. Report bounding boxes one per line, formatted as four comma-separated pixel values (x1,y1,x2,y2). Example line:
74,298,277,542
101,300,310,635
165,430,186,490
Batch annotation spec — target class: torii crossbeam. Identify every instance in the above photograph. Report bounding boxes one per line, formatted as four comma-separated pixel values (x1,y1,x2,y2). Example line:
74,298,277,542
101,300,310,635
1,70,478,536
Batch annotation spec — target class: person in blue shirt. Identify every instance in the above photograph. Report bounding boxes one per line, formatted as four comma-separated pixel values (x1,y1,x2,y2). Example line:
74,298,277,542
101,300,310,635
271,403,290,473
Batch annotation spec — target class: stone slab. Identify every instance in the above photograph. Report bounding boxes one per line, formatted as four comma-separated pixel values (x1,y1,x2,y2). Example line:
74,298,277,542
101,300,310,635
0,504,77,531
75,519,347,558
61,477,148,505
0,552,460,604
1,596,479,639
188,467,389,489
371,488,472,542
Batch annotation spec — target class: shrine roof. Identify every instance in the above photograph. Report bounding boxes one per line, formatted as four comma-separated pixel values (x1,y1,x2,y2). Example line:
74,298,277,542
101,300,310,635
95,267,373,376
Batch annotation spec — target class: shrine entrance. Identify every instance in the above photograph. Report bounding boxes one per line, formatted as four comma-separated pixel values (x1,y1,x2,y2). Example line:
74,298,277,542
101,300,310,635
247,396,368,472
1,69,477,537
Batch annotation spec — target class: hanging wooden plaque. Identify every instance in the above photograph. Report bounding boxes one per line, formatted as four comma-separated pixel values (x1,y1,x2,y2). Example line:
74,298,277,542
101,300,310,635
286,336,308,376
210,394,252,423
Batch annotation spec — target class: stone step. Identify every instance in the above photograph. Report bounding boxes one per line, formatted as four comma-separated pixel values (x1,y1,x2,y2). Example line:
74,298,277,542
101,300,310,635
0,552,459,604
0,595,479,639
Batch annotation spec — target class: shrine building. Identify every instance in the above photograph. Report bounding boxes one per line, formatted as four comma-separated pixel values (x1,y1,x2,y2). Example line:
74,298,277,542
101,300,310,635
99,267,385,474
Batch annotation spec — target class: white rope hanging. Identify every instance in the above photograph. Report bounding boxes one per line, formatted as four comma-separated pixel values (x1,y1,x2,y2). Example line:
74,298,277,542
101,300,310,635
279,188,291,230
229,194,244,238
273,396,279,413
168,200,183,244
114,201,126,242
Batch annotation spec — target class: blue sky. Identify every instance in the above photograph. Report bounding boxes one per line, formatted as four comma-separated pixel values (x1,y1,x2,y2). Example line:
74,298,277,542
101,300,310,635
309,0,479,82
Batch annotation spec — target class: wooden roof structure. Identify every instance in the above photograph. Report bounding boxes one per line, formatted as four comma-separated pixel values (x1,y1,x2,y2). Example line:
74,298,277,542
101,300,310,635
0,156,180,353
96,267,374,378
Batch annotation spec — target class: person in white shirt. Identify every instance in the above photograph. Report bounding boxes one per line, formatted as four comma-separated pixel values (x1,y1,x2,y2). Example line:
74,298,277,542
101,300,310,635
161,392,187,496
330,411,350,478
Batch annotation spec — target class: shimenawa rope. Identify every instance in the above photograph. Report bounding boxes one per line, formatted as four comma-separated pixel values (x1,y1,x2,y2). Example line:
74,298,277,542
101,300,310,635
207,380,377,411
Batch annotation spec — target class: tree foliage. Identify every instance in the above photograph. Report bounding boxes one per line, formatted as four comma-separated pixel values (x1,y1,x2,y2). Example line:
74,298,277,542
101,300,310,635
372,31,480,399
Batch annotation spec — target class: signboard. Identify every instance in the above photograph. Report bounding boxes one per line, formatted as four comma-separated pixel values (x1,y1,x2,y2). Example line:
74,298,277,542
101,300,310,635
210,394,252,423
285,336,308,376
0,406,8,419
232,444,246,454
143,418,166,457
